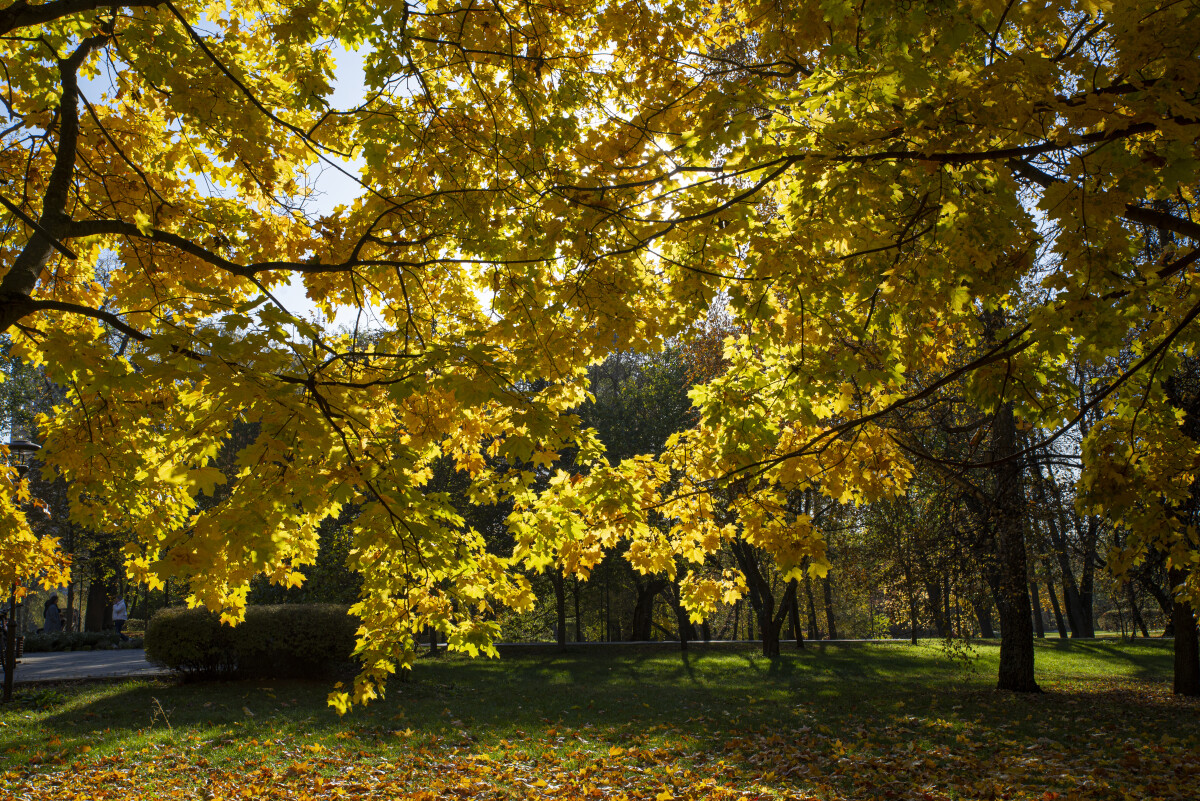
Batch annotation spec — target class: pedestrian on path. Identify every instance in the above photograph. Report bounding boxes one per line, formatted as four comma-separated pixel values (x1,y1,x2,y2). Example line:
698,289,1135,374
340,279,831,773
112,596,128,641
43,595,63,634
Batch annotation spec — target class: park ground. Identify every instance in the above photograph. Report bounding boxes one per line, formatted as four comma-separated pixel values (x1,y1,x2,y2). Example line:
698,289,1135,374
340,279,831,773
0,640,1196,800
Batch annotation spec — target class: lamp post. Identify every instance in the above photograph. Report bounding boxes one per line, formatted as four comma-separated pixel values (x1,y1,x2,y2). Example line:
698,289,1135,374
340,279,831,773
3,438,40,703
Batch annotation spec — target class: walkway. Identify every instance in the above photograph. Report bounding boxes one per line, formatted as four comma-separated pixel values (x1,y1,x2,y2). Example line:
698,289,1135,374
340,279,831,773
4,649,168,684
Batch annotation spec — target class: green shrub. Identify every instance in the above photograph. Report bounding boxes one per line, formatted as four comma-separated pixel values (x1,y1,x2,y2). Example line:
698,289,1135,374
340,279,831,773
22,631,122,652
144,607,237,678
145,604,358,680
123,618,147,633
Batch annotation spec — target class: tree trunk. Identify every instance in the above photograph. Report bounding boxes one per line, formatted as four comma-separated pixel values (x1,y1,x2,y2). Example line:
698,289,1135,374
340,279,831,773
553,573,567,648
65,580,75,634
84,579,109,632
1062,576,1087,637
573,577,583,642
670,580,697,651
1169,566,1200,696
909,585,919,644
759,607,779,656
1127,583,1149,638
804,574,820,639
1030,580,1045,638
788,581,804,649
927,579,948,637
822,576,838,640
1046,578,1068,639
730,541,788,657
604,576,611,642
762,581,799,657
971,594,996,638
991,401,1040,693
629,577,665,641
1076,515,1098,637
1134,566,1175,635
1034,462,1089,637
2,585,16,703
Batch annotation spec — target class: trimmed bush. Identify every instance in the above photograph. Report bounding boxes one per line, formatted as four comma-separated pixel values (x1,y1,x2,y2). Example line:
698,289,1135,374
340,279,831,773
145,604,358,680
123,618,147,633
23,631,122,652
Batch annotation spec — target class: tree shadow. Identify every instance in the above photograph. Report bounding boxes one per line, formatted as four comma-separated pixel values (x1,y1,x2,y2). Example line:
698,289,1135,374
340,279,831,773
4,637,1181,789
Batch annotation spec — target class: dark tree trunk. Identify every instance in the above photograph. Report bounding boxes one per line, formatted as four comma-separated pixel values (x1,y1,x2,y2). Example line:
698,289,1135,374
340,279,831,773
84,579,109,632
573,577,583,642
991,401,1040,693
1135,567,1175,634
2,585,16,702
1034,463,1090,637
1062,576,1087,637
1030,581,1045,638
604,576,611,642
669,580,697,651
629,577,666,641
65,580,76,634
1169,567,1200,696
1046,578,1069,638
764,581,798,657
759,609,779,656
909,580,919,645
927,579,948,637
804,574,821,639
971,594,996,638
1127,583,1149,638
553,573,567,648
822,575,838,641
1076,515,1098,637
730,541,791,657
943,573,952,629
788,581,804,649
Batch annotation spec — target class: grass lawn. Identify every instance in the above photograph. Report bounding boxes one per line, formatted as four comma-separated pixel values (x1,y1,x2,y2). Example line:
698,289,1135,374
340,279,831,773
1,639,1196,799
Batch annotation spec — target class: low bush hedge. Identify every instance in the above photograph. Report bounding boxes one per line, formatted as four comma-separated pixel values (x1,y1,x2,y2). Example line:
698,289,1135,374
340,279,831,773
145,604,358,680
22,631,144,652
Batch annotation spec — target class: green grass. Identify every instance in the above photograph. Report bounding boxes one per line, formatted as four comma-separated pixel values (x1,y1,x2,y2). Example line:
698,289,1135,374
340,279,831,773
2,639,1197,799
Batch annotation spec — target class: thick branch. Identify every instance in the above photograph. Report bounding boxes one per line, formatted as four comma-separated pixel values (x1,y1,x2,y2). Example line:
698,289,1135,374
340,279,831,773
0,0,161,36
0,32,108,332
17,298,149,343
1008,158,1200,242
66,218,368,277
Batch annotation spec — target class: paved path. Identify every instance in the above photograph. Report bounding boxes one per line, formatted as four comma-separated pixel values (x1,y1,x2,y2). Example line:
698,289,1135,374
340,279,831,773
5,649,168,684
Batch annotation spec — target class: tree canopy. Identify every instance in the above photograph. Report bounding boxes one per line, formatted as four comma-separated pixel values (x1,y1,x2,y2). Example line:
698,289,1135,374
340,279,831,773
2,0,1199,705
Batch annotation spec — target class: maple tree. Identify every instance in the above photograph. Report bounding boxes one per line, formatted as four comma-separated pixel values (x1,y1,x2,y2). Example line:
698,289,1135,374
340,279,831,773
2,0,1200,703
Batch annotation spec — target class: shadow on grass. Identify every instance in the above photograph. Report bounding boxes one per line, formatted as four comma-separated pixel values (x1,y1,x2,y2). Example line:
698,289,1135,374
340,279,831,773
2,639,1181,779
3,639,1196,801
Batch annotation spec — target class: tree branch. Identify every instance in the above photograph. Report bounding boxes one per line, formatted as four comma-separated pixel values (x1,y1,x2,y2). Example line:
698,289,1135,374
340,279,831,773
0,0,161,36
1008,158,1200,242
0,31,109,332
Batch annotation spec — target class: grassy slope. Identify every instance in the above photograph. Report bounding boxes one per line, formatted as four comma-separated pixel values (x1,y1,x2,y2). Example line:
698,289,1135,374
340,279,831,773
1,639,1197,799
